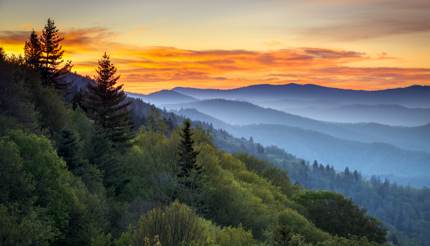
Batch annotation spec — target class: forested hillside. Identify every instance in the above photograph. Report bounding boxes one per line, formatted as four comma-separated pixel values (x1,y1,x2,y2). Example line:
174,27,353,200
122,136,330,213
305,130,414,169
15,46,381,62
0,19,389,246
175,106,430,187
209,128,430,246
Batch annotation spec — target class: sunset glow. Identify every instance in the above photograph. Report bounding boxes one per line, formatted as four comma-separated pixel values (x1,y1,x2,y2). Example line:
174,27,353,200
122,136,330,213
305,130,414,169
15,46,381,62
1,0,429,93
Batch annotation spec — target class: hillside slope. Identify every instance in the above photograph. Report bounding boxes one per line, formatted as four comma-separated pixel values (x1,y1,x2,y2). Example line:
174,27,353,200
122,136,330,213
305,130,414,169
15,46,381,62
177,108,430,186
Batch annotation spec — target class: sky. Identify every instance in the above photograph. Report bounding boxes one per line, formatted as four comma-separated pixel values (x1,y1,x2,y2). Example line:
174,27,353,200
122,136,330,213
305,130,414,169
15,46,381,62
0,0,430,93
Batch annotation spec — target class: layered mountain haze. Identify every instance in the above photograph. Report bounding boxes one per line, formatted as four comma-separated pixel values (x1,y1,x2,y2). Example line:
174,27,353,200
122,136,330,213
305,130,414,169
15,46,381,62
174,84,430,107
134,84,430,187
289,104,430,126
175,108,430,186
173,84,430,126
128,90,197,105
149,97,430,153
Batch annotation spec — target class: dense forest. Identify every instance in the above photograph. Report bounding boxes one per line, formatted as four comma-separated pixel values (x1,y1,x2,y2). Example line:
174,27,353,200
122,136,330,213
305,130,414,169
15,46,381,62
210,128,430,245
0,19,418,246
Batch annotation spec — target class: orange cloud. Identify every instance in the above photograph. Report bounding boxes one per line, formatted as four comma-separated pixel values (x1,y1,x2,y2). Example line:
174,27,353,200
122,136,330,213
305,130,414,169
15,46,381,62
1,27,429,93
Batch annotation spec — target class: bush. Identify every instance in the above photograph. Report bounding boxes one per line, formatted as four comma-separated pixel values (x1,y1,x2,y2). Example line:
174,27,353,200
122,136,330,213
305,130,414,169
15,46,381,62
121,201,258,246
126,201,209,245
294,191,387,243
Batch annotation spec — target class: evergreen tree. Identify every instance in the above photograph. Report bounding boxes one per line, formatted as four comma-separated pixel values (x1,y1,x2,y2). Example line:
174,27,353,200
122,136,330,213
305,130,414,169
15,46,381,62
89,133,124,194
147,105,167,134
24,30,42,70
177,120,201,184
84,52,133,147
57,129,82,174
40,18,71,91
0,47,6,61
176,120,205,211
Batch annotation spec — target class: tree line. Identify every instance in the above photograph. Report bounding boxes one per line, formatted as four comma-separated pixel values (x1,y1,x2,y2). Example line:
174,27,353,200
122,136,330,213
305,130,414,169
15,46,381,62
209,127,429,246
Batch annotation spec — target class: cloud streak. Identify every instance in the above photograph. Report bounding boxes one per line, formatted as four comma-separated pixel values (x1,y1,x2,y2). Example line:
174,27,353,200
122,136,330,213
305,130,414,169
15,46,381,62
0,27,429,93
303,0,430,41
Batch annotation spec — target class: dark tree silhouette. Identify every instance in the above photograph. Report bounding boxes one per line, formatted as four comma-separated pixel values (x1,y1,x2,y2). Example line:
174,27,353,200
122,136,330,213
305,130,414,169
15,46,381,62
0,47,5,61
40,18,71,91
57,129,82,174
84,52,133,147
177,120,201,188
176,120,204,210
24,30,42,70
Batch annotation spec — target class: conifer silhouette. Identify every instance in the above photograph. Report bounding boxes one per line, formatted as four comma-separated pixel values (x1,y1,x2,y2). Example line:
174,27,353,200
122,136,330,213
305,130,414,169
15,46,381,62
40,18,71,91
177,120,201,187
24,30,42,70
84,52,133,147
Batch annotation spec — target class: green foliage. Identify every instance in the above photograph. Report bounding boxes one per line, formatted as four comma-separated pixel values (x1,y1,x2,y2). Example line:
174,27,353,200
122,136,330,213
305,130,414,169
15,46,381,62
294,191,387,243
0,58,39,132
0,131,108,244
176,120,203,207
0,205,56,246
146,105,169,134
121,201,257,246
316,236,380,246
7,131,76,232
121,130,177,203
267,209,330,245
127,201,209,245
0,139,34,205
196,143,328,241
234,153,297,197
32,82,69,135
211,127,427,245
57,128,83,174
89,133,124,194
214,226,257,246
177,120,200,181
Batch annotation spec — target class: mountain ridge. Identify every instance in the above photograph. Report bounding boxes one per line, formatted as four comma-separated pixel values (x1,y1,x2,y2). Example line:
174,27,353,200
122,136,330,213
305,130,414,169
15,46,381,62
166,98,430,153
177,108,430,186
172,83,430,93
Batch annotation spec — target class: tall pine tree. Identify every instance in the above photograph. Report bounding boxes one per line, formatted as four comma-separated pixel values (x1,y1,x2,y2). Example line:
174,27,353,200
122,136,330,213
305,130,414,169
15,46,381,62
24,30,42,70
57,129,82,175
84,52,133,147
176,120,205,210
0,47,5,61
40,18,71,91
177,120,201,187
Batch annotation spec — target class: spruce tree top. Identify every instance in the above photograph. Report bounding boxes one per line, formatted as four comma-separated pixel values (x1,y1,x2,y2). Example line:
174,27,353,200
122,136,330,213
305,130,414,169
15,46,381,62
24,30,42,70
85,52,133,146
40,18,71,91
178,120,200,179
41,18,64,66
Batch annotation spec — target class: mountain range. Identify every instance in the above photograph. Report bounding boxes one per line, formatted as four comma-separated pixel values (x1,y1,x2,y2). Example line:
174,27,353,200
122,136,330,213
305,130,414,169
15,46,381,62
173,83,430,107
130,83,430,187
168,84,430,126
175,108,430,185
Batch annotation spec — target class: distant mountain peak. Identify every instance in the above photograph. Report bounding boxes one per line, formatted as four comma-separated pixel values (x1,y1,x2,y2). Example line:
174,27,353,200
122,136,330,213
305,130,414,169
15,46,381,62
149,89,194,98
